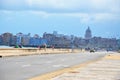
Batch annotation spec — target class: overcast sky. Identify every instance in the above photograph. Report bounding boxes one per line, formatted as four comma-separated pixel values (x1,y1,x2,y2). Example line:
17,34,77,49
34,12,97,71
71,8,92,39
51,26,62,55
0,0,120,38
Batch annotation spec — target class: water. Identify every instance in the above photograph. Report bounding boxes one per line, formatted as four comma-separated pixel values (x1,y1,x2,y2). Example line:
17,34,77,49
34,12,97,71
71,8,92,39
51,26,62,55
0,45,13,48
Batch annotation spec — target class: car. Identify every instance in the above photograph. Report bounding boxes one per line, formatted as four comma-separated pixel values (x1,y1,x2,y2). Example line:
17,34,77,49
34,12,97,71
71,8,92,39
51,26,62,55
90,49,95,53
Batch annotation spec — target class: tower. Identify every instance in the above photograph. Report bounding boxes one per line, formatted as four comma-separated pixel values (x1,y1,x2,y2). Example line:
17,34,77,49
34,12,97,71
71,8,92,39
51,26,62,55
85,26,92,39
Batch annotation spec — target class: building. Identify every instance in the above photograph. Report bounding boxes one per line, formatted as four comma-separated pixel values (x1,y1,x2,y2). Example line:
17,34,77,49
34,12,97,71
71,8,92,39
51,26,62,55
10,36,17,46
0,35,3,45
51,36,71,48
16,33,31,46
43,32,54,46
16,32,23,45
53,31,58,36
0,29,119,50
85,27,92,39
1,32,13,45
22,34,30,46
117,39,120,49
29,37,47,46
43,31,71,48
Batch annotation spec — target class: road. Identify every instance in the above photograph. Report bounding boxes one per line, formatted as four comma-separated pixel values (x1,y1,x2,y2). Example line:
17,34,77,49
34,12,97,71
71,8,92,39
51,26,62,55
0,52,107,80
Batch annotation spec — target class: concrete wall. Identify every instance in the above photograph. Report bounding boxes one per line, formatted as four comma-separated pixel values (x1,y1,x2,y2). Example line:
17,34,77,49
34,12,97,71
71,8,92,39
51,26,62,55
0,48,84,57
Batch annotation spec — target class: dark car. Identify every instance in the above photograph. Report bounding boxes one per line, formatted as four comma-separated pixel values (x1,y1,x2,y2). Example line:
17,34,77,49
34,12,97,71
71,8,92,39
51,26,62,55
90,49,95,53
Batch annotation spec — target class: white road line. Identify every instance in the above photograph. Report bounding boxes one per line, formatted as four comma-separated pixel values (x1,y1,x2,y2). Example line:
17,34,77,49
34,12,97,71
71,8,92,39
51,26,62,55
22,64,31,68
53,64,69,68
62,65,69,67
71,57,75,59
45,61,53,63
53,64,61,67
61,59,65,61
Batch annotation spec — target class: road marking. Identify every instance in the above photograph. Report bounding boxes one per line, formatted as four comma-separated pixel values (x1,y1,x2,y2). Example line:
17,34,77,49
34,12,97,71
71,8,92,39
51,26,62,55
22,64,31,68
62,65,69,68
61,59,65,61
45,61,53,63
53,64,69,68
71,57,75,59
53,64,61,67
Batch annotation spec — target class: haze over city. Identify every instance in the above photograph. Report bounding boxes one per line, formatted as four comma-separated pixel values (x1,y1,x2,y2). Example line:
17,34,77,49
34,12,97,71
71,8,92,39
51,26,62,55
0,0,120,38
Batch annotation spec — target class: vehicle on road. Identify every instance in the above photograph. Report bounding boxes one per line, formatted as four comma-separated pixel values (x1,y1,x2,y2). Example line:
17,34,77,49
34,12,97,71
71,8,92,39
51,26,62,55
90,49,95,53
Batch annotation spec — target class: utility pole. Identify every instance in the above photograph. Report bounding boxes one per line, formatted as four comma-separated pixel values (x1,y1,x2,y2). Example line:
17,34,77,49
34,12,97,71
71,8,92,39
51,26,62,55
71,35,74,53
118,37,120,50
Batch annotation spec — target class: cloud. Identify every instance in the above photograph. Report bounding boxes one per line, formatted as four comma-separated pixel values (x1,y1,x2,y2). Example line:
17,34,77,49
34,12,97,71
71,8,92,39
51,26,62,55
0,0,120,24
0,0,120,13
0,0,30,11
0,9,120,24
0,10,13,14
25,0,88,10
26,0,120,12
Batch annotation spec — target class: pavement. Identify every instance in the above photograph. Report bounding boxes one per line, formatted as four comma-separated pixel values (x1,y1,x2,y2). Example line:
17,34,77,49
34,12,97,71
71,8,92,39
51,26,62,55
52,53,120,80
1,52,106,80
29,52,120,80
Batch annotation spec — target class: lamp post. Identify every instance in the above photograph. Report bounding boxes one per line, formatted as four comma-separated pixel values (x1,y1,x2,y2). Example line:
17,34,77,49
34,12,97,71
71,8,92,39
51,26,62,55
118,37,120,50
71,35,74,53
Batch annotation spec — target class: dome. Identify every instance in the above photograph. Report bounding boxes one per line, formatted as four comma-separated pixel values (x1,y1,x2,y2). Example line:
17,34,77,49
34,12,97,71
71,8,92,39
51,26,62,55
85,26,92,39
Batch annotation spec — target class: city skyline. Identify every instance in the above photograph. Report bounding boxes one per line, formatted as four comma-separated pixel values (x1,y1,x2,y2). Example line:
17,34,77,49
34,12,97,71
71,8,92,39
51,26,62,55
0,30,119,50
0,0,120,38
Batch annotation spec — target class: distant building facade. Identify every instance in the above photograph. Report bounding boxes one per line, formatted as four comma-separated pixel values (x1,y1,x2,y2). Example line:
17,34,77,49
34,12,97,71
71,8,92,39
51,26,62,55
10,36,17,45
1,32,13,45
16,33,47,46
43,31,71,48
0,35,3,45
29,37,47,46
85,27,92,39
16,32,23,45
16,32,30,46
0,28,119,50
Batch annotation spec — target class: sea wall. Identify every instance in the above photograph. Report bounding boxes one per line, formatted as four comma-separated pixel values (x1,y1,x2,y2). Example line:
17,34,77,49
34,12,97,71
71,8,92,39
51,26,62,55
0,48,84,57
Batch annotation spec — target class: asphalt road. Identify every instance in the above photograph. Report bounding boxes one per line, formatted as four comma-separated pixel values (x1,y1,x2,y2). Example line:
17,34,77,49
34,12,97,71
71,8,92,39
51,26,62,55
0,52,107,80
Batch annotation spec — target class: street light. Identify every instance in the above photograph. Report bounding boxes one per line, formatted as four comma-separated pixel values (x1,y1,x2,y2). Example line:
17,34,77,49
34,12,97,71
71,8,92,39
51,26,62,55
118,37,120,50
71,35,74,53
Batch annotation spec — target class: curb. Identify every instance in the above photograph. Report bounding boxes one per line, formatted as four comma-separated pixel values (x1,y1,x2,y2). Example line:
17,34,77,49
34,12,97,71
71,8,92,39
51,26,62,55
0,52,70,58
0,52,81,58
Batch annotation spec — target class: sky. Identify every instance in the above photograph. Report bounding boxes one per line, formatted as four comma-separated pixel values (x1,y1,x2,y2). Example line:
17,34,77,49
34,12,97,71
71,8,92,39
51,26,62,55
0,0,120,38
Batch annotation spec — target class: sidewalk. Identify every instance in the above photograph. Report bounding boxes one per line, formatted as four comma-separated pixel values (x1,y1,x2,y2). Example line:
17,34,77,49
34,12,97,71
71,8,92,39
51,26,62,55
52,53,120,80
